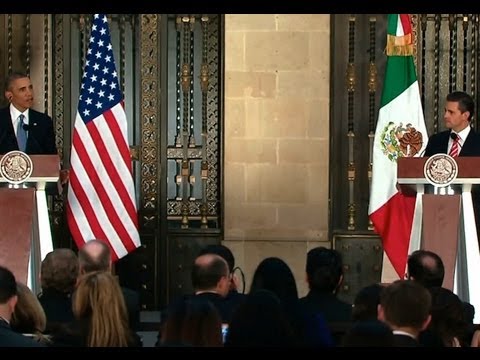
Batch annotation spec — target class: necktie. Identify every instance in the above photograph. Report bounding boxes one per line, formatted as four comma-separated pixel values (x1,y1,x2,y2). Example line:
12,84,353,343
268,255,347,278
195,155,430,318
17,114,27,152
449,134,460,157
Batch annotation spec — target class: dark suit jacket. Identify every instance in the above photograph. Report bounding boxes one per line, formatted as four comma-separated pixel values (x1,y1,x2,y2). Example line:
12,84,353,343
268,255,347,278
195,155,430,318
0,106,57,155
424,128,480,157
0,319,45,347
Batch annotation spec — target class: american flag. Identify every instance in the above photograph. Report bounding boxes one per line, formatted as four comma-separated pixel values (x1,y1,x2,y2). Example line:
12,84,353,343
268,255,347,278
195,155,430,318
67,14,140,260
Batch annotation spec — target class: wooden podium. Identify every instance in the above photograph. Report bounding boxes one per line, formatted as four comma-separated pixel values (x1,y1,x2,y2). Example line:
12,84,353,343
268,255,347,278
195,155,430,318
0,154,59,294
397,156,480,322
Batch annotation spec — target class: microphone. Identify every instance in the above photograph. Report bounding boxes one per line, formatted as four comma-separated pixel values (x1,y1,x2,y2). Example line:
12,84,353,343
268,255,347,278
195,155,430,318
22,122,30,131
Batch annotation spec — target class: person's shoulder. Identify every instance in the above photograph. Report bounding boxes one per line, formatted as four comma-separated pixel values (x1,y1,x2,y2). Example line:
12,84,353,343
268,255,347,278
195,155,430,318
29,108,52,121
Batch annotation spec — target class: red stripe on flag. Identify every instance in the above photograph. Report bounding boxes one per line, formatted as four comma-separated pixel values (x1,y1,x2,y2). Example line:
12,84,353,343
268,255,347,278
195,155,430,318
87,113,139,229
370,191,416,278
74,123,138,253
68,163,109,246
104,107,133,173
400,14,412,35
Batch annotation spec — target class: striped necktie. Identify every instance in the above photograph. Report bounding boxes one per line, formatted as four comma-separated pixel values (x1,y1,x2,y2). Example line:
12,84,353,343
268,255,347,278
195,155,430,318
449,134,460,157
16,114,27,152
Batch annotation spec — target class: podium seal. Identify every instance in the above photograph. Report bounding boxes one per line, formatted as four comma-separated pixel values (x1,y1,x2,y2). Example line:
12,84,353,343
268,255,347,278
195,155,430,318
0,150,34,185
424,153,458,187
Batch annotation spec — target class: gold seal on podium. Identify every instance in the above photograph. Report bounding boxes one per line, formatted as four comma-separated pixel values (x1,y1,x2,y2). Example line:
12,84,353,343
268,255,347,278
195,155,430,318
0,150,34,185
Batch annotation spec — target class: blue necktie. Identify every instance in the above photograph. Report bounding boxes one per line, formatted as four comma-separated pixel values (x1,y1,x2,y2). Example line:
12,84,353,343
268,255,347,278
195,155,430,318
17,114,27,152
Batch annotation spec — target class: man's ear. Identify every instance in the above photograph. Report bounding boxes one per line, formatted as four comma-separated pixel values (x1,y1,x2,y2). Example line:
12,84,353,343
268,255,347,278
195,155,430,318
5,90,12,102
377,304,385,322
8,295,18,314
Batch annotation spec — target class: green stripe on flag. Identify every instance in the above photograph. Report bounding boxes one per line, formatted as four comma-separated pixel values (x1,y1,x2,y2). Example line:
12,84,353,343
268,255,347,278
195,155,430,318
387,14,398,35
380,56,417,107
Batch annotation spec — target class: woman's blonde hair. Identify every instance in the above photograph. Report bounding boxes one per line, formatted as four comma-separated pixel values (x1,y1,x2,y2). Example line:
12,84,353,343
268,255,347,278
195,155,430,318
73,271,131,347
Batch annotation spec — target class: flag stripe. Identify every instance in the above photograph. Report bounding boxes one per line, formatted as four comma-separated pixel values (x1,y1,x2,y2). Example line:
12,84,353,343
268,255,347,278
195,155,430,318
380,56,417,107
399,14,412,35
387,14,399,35
370,192,416,276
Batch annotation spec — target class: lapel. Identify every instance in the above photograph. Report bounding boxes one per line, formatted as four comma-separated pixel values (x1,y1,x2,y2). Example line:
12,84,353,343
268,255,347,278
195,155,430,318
0,107,17,147
460,128,476,156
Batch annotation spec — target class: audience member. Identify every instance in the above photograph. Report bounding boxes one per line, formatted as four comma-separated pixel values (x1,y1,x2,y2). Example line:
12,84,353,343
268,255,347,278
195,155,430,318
250,257,333,347
225,289,295,347
159,297,223,347
11,282,50,344
78,239,140,331
38,248,78,332
378,280,431,347
0,265,45,347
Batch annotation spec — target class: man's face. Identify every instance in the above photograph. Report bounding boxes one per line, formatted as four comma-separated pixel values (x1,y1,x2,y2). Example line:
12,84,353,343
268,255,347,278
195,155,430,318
444,100,470,132
5,77,34,112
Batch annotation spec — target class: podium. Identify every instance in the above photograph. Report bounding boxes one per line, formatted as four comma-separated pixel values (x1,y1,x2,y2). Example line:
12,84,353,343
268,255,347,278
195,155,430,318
397,156,480,322
0,154,59,294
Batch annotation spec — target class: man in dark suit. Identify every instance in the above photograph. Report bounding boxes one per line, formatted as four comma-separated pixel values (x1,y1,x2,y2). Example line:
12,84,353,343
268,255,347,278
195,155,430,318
0,72,56,155
0,265,45,347
424,91,480,157
424,91,480,242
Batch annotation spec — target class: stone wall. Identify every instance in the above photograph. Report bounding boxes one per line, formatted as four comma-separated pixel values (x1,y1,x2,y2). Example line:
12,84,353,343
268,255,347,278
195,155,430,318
224,14,331,296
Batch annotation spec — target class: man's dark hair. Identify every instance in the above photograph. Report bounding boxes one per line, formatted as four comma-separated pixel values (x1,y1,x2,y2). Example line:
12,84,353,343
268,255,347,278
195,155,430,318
380,280,431,329
407,250,444,288
0,265,17,303
446,91,475,121
78,239,111,273
4,71,28,92
306,247,343,293
198,244,235,273
41,248,79,293
191,254,229,291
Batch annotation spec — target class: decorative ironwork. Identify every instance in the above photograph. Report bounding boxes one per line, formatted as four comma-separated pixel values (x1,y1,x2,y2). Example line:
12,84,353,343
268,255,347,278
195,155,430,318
449,14,458,93
367,16,376,231
7,14,12,72
346,15,356,231
120,14,126,94
43,14,49,112
140,14,159,217
472,15,478,123
463,15,469,93
433,14,441,133
420,14,427,110
166,15,221,227
25,15,30,76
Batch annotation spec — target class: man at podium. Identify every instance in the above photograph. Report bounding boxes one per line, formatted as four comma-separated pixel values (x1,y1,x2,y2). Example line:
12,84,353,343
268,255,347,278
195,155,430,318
0,72,57,155
424,91,480,157
424,91,480,235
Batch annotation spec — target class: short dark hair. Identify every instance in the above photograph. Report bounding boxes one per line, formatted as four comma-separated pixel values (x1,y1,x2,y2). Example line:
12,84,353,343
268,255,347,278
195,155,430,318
41,248,79,293
0,265,17,303
198,244,235,273
191,254,229,291
306,247,343,292
407,250,444,288
446,91,475,121
4,71,29,92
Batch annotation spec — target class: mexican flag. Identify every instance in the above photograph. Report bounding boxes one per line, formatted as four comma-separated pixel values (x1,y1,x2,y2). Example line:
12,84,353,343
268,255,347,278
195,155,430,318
368,14,428,278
